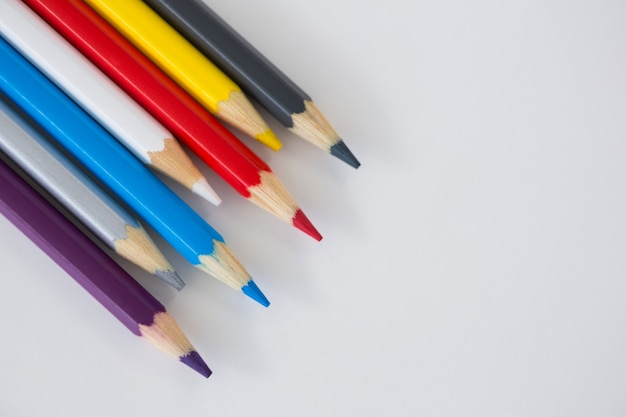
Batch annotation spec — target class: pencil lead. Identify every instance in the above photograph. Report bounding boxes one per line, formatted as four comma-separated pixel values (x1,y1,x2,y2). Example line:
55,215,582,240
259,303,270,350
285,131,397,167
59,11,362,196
330,140,360,169
155,269,186,291
292,209,323,241
192,178,222,206
180,350,212,378
256,129,283,151
242,280,270,307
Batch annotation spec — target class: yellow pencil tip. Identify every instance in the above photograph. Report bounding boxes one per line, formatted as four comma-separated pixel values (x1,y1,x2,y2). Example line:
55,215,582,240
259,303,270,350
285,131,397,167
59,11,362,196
256,129,282,151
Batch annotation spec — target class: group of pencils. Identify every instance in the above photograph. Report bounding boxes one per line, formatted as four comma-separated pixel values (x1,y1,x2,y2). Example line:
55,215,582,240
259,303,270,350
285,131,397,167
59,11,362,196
0,0,358,378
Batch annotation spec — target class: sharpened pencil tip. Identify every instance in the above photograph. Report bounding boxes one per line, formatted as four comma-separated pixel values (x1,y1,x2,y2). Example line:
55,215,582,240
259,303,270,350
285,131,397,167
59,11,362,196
330,140,360,169
242,280,270,307
192,178,222,206
256,129,283,151
180,350,212,378
155,269,186,291
293,209,323,241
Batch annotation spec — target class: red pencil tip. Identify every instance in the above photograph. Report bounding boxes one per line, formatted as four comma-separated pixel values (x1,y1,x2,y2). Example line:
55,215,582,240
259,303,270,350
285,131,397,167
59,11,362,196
292,209,323,241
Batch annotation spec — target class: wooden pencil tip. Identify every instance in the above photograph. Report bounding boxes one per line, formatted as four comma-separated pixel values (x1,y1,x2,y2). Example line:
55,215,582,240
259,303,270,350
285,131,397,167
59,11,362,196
293,209,323,241
330,140,361,169
140,312,211,377
180,350,212,378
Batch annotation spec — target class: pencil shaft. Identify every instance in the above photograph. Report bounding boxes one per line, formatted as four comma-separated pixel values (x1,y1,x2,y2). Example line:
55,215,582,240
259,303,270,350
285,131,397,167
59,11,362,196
0,1,219,204
0,36,266,302
0,35,218,262
0,96,183,288
85,0,281,149
142,0,360,168
26,0,265,196
0,156,210,376
144,0,309,127
0,156,159,332
22,0,321,241
0,98,134,245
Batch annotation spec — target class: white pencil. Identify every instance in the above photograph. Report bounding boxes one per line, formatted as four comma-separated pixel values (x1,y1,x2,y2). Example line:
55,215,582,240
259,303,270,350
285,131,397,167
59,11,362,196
0,0,220,205
0,97,185,290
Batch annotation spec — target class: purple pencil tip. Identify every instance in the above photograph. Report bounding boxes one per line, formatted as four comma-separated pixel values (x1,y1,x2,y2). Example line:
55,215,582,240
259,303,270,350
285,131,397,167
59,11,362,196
180,350,212,378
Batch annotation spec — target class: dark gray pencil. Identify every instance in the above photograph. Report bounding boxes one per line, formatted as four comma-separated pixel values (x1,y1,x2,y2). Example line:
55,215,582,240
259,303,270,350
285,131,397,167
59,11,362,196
143,0,360,169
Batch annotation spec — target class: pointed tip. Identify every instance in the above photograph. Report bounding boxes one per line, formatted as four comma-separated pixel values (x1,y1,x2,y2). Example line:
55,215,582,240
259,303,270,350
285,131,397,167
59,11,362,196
242,280,270,307
180,350,212,378
256,129,283,151
193,178,222,206
293,209,323,241
330,140,360,169
155,269,186,291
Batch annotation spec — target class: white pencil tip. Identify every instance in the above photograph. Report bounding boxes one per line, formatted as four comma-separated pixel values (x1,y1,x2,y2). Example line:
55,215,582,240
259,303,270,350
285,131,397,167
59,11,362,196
193,178,222,206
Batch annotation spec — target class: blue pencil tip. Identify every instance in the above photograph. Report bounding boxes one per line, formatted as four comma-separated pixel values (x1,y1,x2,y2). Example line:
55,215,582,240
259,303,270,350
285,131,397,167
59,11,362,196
242,280,270,307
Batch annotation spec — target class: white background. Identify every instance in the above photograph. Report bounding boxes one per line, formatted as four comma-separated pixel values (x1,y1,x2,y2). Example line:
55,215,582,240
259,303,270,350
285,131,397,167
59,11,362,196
1,0,626,416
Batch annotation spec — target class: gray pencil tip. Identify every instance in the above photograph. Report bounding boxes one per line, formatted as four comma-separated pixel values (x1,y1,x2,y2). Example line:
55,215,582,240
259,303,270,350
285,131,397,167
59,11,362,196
330,140,361,169
156,269,186,291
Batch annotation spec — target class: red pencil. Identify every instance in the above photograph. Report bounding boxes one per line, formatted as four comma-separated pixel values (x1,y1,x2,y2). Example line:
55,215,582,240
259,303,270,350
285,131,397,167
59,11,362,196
25,0,322,241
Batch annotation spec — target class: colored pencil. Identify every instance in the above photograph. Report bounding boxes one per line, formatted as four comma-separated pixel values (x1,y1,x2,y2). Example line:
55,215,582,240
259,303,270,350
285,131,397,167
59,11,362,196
84,0,282,151
0,1,220,206
0,96,184,290
0,156,211,377
25,0,322,242
0,37,269,307
143,0,361,169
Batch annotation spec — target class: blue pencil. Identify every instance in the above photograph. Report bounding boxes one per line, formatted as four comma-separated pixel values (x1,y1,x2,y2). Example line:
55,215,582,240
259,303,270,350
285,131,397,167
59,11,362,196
0,36,269,307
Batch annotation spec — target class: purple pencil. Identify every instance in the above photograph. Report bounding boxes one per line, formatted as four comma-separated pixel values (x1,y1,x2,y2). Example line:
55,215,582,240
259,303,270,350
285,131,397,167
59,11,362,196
0,156,211,378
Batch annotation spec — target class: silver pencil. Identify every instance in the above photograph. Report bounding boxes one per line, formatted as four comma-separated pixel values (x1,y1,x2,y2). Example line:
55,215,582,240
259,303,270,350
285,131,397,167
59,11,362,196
0,97,184,290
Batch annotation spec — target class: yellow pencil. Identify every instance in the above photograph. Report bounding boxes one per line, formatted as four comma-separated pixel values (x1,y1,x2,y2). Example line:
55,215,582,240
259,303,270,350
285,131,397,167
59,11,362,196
84,0,282,150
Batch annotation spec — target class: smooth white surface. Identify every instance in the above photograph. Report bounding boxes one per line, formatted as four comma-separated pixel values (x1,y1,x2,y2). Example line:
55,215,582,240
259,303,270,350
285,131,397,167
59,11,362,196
1,0,626,415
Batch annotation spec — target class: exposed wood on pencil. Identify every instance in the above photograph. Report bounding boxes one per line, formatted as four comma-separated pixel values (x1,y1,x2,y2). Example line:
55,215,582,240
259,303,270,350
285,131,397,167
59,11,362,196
216,90,279,150
27,0,322,241
291,101,361,169
142,0,360,168
0,36,269,306
0,156,211,377
147,137,217,203
139,312,211,377
114,225,183,289
0,0,220,205
198,241,269,307
84,0,282,150
148,138,219,204
0,96,183,289
249,172,322,241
